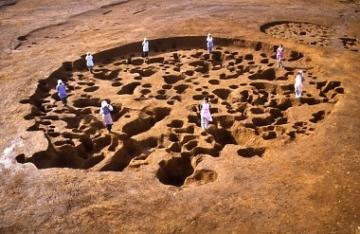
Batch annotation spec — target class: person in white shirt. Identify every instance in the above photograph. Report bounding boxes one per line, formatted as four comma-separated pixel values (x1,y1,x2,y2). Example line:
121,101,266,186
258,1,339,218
294,70,304,98
85,52,94,73
142,38,149,58
199,97,213,130
206,33,214,53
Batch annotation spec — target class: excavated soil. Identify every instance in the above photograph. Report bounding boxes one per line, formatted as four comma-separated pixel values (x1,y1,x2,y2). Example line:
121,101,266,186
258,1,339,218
0,0,360,233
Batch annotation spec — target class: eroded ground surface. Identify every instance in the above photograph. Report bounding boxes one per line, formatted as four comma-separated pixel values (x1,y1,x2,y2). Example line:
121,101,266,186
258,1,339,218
0,0,360,233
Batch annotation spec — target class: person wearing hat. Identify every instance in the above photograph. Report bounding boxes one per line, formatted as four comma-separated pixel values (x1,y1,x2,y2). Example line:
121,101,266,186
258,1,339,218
206,33,214,53
56,79,68,106
294,70,304,98
199,97,213,130
142,38,149,58
85,52,94,73
276,44,284,68
100,100,114,132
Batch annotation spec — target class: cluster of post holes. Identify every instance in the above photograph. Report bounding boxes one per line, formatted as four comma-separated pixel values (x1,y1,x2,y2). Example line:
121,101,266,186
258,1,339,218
17,36,344,187
260,21,359,52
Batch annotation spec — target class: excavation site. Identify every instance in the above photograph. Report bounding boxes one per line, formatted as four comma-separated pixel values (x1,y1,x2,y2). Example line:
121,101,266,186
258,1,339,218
0,0,359,233
19,37,344,181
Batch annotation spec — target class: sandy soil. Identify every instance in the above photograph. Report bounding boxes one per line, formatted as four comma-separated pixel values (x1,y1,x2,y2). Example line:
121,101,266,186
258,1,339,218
0,0,360,233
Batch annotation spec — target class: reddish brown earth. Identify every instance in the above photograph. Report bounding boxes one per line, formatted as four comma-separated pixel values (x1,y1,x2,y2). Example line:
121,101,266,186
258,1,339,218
0,0,360,233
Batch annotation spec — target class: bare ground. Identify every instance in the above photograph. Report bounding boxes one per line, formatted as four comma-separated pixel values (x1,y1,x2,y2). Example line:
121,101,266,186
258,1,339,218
0,0,360,233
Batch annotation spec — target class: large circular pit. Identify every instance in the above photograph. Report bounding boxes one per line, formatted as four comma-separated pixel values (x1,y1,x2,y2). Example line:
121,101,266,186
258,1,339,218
19,36,344,186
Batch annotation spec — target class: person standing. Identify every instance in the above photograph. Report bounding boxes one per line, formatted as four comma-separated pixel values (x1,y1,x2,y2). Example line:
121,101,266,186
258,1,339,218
206,33,214,53
199,97,213,130
276,44,284,68
294,70,304,98
85,52,94,73
100,100,114,132
56,79,68,106
142,38,149,59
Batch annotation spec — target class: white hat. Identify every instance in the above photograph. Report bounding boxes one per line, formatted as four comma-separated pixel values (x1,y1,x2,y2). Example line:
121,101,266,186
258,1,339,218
207,33,212,37
101,100,108,108
57,79,63,85
144,38,147,41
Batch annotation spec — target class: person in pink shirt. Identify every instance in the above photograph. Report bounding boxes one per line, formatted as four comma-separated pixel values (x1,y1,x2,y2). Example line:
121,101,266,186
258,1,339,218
276,44,284,68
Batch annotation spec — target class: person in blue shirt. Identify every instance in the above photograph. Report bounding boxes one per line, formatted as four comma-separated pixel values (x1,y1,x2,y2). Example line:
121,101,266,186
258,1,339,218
206,33,214,53
100,100,114,132
56,79,68,106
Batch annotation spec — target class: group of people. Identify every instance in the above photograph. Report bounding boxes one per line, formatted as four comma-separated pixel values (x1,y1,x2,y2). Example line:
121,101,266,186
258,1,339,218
142,35,213,58
276,44,305,98
56,34,305,132
55,79,114,132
